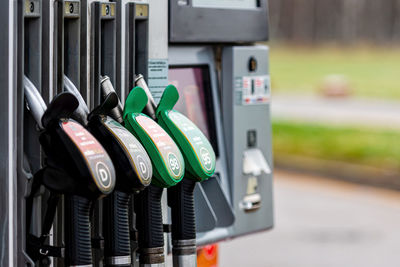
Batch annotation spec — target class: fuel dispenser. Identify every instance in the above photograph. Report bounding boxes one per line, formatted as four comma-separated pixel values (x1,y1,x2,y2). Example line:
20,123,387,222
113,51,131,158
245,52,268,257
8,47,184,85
166,0,274,246
2,0,274,266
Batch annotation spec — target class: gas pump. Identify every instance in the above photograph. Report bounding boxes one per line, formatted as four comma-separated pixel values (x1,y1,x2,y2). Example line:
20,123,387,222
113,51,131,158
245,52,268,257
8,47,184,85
135,75,216,267
3,1,275,266
24,79,116,266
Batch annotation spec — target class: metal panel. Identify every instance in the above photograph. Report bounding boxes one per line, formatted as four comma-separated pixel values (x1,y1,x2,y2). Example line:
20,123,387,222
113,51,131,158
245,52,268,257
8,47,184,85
222,45,274,237
169,0,269,43
17,1,45,266
0,0,17,266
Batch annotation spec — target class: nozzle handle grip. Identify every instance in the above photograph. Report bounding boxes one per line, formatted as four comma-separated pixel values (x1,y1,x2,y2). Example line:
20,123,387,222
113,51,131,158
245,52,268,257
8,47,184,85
64,195,93,266
103,190,132,266
168,179,197,241
135,184,164,249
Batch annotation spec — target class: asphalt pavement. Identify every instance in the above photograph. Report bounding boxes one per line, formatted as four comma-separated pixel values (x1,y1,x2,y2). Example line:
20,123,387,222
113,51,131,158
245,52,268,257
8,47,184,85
219,170,400,267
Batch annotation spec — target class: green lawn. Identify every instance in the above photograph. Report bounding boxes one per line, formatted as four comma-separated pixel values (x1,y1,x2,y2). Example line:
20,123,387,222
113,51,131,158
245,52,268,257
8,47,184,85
273,120,400,171
269,45,400,100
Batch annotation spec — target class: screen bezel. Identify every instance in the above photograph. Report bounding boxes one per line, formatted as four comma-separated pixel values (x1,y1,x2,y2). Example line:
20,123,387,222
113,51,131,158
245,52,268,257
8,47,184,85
169,64,220,158
169,0,269,43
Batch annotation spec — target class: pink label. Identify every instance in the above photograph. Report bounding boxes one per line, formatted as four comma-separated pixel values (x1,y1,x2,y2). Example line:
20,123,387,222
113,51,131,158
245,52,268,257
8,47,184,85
62,121,114,191
136,115,183,179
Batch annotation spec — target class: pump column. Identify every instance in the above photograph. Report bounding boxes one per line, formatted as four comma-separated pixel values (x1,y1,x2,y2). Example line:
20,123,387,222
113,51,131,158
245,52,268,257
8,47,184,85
20,1,46,265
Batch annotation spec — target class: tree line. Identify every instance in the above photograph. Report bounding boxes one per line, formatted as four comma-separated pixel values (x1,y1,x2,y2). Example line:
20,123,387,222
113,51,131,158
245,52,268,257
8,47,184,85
269,0,400,44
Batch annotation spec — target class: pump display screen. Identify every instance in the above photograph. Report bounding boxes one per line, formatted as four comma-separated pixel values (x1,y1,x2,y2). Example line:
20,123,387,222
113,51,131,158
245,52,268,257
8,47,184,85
168,66,219,156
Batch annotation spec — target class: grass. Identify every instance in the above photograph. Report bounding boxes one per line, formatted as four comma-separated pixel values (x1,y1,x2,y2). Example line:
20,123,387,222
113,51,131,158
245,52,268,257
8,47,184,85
269,44,400,100
272,120,400,171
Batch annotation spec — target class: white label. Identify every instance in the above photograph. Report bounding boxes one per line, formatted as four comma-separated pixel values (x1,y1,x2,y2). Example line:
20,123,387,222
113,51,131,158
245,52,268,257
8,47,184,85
235,75,271,105
148,59,169,105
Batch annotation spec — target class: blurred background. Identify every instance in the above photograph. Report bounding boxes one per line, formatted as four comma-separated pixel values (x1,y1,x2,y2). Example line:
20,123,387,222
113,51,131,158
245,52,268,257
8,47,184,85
216,1,400,266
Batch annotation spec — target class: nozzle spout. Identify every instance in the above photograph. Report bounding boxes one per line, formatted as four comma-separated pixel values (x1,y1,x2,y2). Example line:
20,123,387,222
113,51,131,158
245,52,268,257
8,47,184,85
135,74,157,120
100,76,124,124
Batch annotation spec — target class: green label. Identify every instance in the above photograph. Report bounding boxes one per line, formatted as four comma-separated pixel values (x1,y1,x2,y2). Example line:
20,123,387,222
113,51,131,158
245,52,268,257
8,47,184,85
136,115,184,179
168,111,215,173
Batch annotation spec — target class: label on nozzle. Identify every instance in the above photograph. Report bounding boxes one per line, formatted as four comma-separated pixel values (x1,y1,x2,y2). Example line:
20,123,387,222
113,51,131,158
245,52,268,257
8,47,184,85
102,117,152,184
168,111,216,174
62,121,115,193
135,115,183,180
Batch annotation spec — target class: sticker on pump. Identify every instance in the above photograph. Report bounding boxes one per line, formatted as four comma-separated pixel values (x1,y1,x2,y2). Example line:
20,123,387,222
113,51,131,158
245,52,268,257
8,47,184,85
102,117,152,183
167,111,215,173
236,75,271,105
135,115,183,179
62,121,114,191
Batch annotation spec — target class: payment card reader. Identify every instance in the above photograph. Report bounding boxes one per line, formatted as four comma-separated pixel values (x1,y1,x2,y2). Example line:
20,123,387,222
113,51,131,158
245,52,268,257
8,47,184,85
222,45,273,236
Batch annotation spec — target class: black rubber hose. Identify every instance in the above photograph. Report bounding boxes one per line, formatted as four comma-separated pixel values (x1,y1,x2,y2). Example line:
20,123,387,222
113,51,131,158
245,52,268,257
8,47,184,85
64,194,93,266
168,179,197,241
135,184,164,249
103,190,131,266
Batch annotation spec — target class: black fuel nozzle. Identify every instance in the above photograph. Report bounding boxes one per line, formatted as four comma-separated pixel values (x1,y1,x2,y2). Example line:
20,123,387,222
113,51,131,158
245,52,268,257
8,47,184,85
24,79,116,266
63,75,153,266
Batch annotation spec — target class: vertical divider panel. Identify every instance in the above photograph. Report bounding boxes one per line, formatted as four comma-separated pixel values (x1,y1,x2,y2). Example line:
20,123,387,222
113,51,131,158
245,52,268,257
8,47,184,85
91,1,116,108
125,3,149,99
18,0,43,265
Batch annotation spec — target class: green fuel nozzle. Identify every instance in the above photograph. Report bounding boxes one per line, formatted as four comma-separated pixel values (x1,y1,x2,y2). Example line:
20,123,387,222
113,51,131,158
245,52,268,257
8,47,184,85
123,85,185,188
123,81,185,266
156,84,216,181
133,76,216,267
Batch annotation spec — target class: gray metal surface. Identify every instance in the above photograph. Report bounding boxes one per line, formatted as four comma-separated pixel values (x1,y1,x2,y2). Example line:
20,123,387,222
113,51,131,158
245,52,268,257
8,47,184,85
17,2,46,266
172,254,197,267
194,184,217,232
221,45,274,237
0,0,16,266
140,264,165,267
169,0,269,43
105,255,132,265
